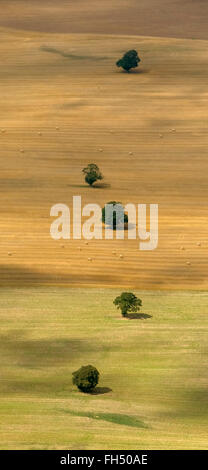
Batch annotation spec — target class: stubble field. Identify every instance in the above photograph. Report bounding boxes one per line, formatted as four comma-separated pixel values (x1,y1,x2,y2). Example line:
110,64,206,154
1,0,208,40
0,28,208,289
0,21,208,450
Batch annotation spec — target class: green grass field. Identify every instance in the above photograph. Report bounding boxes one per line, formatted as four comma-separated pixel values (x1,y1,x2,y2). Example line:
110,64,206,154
1,287,208,449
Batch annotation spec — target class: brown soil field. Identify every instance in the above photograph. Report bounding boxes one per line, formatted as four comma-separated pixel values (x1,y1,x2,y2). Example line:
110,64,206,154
1,0,208,40
0,28,208,289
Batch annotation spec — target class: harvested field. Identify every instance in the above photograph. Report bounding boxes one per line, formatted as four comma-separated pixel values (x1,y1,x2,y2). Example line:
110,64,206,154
0,28,208,289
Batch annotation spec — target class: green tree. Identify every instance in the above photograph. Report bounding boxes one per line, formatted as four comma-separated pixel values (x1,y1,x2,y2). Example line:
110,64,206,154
72,365,99,393
82,163,103,187
113,292,142,317
116,50,141,73
102,201,128,230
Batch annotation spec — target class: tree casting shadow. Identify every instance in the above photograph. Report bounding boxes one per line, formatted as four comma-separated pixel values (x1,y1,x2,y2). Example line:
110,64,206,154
93,183,111,189
119,67,150,75
127,313,152,320
104,222,133,231
67,183,110,189
90,387,112,395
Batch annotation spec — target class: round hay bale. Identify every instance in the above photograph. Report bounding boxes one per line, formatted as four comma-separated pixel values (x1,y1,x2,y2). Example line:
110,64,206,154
119,254,124,259
88,257,92,262
180,246,185,250
8,252,12,256
196,242,201,247
186,261,191,266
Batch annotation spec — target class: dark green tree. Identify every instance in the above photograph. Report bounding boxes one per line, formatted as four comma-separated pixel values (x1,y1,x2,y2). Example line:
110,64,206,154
72,365,99,393
82,163,103,187
113,292,142,317
102,201,128,230
116,50,141,72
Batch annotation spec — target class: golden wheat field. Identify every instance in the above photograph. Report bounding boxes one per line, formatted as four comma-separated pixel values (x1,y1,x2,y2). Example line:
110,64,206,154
0,27,208,289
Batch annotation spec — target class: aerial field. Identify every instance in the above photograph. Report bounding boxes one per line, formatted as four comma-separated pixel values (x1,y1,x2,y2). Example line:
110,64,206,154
1,0,208,40
1,287,208,450
0,28,208,289
0,1,208,452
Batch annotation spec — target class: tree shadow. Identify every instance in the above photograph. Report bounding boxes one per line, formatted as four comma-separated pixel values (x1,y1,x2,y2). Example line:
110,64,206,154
133,67,150,74
104,222,134,231
40,46,107,61
89,387,112,395
67,183,110,189
67,184,87,188
119,67,150,75
93,183,111,189
127,313,152,320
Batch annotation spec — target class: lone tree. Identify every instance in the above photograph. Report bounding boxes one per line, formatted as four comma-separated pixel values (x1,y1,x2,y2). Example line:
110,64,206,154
82,163,103,187
102,201,128,230
72,365,99,393
116,50,141,73
113,292,142,317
